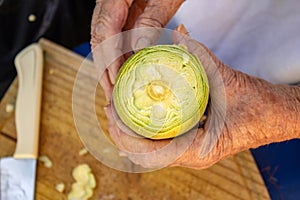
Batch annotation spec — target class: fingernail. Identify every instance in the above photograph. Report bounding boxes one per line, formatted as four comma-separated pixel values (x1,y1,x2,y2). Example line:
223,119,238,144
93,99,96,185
134,37,151,50
177,24,188,35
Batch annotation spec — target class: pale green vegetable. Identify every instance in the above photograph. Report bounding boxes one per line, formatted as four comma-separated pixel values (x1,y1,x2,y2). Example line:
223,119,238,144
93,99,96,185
68,164,96,200
113,45,209,139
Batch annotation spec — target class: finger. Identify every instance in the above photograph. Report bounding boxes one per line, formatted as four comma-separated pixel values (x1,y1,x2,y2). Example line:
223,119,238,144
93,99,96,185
105,104,170,154
105,103,141,152
105,101,185,169
91,0,133,96
131,0,185,50
124,0,147,30
172,128,224,170
105,106,122,144
171,24,229,160
92,45,113,102
172,128,205,167
100,70,113,103
104,104,130,153
105,108,136,161
91,0,133,47
106,104,194,168
174,36,227,158
107,55,124,84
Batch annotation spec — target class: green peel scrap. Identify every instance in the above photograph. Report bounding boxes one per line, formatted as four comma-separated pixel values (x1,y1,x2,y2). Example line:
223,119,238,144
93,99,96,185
113,45,209,139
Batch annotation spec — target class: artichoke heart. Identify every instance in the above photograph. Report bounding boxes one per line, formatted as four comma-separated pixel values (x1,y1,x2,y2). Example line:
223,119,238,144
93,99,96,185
113,45,209,139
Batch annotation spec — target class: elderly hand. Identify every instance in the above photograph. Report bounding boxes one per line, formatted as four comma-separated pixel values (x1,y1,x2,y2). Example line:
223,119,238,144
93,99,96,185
90,0,184,102
104,25,300,169
91,1,300,170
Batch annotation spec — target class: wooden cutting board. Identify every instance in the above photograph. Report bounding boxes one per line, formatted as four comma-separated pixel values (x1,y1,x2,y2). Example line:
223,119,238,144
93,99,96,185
0,39,270,200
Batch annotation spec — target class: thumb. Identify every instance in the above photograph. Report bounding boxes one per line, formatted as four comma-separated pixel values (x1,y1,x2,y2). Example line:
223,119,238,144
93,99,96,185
131,0,184,50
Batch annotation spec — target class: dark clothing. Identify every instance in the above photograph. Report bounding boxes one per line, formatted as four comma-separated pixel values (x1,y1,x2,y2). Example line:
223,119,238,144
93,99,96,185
0,0,95,99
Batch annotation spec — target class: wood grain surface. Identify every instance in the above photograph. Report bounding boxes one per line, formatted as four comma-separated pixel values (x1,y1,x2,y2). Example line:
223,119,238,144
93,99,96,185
0,39,270,200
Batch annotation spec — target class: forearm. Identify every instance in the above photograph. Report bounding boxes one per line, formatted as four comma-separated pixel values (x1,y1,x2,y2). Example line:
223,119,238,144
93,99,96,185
258,83,300,141
276,84,300,136
231,75,300,152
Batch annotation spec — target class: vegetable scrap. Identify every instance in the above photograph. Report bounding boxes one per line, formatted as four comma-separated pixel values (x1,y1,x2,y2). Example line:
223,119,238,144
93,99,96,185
68,164,96,200
38,155,53,168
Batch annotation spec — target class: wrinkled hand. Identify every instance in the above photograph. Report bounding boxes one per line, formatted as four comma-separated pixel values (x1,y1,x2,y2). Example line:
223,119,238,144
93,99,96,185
91,0,184,102
103,25,299,170
91,1,300,170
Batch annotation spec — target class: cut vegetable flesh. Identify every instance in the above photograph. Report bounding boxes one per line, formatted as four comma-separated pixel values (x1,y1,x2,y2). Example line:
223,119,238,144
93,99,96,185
113,45,209,139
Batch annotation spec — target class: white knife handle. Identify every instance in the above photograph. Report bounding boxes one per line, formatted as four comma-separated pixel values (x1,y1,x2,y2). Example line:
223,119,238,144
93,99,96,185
13,44,43,159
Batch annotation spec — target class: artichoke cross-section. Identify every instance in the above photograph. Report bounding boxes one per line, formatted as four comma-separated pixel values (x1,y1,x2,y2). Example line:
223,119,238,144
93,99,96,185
113,45,209,139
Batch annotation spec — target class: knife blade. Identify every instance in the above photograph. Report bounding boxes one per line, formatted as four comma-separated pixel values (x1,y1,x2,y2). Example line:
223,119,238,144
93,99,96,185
0,43,43,200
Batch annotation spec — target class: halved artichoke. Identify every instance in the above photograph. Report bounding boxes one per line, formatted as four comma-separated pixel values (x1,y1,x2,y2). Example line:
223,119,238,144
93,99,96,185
113,45,209,139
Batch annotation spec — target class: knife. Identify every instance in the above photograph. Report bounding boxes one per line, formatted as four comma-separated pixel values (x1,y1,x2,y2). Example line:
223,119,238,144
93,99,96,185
0,44,43,200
